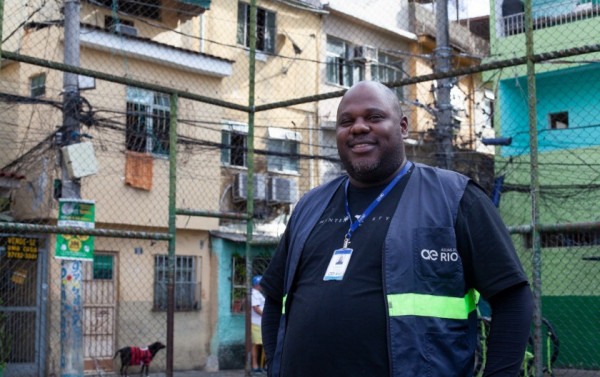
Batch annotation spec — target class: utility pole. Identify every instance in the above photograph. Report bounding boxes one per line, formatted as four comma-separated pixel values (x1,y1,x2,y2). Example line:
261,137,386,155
245,0,257,374
60,0,83,376
434,0,454,170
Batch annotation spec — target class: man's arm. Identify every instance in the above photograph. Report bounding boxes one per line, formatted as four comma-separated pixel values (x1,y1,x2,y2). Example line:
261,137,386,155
262,295,282,372
483,283,533,376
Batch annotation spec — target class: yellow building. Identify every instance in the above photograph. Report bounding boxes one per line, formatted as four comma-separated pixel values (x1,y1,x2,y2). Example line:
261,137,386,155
0,0,493,375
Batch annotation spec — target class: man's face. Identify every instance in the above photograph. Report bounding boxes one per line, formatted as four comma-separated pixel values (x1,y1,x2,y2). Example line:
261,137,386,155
336,83,408,186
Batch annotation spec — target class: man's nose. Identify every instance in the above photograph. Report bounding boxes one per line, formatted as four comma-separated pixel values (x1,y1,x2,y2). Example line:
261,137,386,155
350,118,370,133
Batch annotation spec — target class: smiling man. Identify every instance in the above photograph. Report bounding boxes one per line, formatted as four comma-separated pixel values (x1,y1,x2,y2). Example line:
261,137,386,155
261,81,533,377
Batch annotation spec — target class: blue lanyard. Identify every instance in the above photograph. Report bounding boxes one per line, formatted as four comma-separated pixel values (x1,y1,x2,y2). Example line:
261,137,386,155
343,161,412,248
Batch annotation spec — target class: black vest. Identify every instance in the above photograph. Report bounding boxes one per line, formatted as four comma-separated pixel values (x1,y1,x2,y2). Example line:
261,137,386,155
272,163,477,377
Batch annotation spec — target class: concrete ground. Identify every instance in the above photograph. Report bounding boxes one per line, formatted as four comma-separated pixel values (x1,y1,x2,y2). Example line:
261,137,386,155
141,368,600,377
98,369,249,377
162,368,600,377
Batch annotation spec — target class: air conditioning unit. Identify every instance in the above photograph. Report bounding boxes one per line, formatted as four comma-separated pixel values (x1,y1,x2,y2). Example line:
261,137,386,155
353,45,378,61
109,23,138,37
232,173,266,202
268,177,299,204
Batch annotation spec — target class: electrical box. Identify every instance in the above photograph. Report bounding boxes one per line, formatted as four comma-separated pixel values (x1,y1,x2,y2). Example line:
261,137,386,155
61,142,99,179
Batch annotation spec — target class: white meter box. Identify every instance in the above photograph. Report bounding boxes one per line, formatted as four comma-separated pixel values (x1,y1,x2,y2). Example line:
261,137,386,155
62,142,99,178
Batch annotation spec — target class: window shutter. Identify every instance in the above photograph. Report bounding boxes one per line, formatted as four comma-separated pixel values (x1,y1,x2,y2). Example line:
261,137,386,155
236,2,246,46
221,131,230,165
266,11,276,53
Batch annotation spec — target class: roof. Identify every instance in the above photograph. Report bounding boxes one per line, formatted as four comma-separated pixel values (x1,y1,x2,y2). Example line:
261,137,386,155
210,230,280,245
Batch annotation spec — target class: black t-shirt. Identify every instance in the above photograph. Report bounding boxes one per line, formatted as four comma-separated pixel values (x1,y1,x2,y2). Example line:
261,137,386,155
261,172,528,377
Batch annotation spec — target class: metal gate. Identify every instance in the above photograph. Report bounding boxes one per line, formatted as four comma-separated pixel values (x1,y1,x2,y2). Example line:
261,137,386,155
0,235,48,377
83,252,117,373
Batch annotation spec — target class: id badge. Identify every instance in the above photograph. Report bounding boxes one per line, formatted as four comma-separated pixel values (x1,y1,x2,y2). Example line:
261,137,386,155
323,248,353,281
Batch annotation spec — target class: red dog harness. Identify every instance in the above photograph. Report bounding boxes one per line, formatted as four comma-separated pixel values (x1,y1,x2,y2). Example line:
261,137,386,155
130,347,152,366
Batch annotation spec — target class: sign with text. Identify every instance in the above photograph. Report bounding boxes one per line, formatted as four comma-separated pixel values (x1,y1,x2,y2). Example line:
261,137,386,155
1,236,40,260
55,199,95,261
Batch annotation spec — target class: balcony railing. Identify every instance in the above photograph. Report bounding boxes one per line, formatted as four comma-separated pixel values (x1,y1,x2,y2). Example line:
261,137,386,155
501,0,600,37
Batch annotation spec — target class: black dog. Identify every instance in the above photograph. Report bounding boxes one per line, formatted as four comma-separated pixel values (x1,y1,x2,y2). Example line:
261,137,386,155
113,341,166,376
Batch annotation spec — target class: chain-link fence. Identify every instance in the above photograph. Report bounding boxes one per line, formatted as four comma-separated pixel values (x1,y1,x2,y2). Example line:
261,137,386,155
0,0,599,376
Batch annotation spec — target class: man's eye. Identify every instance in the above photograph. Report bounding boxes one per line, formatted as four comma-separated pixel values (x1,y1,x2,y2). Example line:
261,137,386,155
338,119,353,127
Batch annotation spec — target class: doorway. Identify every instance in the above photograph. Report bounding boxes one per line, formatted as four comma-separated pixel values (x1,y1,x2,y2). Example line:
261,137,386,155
83,252,117,373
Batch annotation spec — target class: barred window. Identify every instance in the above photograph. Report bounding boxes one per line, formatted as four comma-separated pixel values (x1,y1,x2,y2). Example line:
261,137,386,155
154,255,200,311
126,87,171,156
221,122,248,167
237,2,276,54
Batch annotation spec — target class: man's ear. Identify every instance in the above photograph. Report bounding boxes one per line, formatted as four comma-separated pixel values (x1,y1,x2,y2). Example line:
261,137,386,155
400,116,409,138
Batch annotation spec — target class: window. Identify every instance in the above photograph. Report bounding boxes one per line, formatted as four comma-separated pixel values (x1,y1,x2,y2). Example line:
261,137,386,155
372,52,404,100
154,255,199,311
93,255,113,280
126,87,171,156
97,0,160,20
231,256,270,313
549,111,569,129
267,127,301,173
237,2,276,54
326,37,364,87
30,74,46,97
221,122,248,167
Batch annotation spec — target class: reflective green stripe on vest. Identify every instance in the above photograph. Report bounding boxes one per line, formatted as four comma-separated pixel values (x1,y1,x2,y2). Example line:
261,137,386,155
387,289,476,320
282,294,287,314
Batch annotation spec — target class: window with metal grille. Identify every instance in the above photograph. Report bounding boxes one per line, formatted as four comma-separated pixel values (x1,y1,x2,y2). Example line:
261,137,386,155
93,255,113,280
237,2,276,53
221,123,248,167
154,255,199,311
126,87,171,156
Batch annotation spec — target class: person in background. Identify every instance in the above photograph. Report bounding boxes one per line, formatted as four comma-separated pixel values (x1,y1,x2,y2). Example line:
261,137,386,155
251,275,265,373
260,81,533,377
